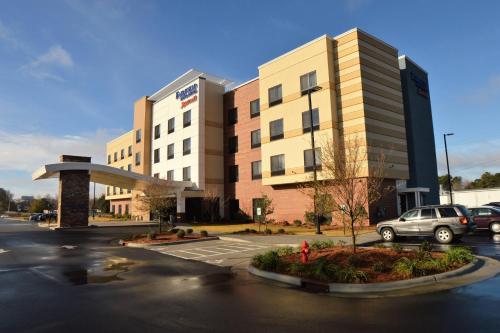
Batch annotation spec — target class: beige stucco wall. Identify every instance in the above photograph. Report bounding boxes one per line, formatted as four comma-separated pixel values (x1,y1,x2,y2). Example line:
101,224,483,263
105,130,133,201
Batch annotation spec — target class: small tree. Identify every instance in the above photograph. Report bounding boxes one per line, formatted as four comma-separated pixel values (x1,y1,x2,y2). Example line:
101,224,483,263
139,183,176,233
321,137,392,253
203,187,228,223
258,194,274,233
299,179,334,227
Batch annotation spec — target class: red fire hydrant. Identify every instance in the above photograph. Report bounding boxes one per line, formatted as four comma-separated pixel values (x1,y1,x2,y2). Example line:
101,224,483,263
301,240,310,263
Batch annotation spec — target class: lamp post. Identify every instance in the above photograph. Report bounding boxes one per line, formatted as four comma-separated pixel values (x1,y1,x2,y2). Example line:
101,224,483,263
443,133,454,204
306,85,322,234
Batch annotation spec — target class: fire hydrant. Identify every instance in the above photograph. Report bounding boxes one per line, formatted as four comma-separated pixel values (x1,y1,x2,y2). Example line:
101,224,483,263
301,240,310,263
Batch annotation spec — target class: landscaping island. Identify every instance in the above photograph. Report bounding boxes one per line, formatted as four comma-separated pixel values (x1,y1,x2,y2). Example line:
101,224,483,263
123,228,215,247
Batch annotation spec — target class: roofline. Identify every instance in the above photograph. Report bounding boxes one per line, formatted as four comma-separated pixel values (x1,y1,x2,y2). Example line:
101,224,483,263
226,77,258,92
399,55,428,74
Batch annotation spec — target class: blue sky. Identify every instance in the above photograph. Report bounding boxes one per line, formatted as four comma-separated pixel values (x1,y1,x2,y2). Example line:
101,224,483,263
1,0,499,197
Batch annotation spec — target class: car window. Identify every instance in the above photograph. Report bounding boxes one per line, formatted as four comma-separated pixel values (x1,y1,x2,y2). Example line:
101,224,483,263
438,207,458,218
420,208,436,219
477,208,492,216
400,209,419,221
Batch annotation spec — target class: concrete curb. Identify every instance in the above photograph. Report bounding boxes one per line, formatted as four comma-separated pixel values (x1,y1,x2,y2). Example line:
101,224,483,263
248,256,497,295
218,236,252,243
125,236,219,248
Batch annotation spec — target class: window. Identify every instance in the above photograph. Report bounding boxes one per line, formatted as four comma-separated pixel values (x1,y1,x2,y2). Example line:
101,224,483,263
111,205,115,213
304,148,322,171
251,129,261,148
125,204,129,215
269,119,284,141
438,207,458,218
228,108,238,125
154,124,161,139
113,152,117,162
270,154,285,176
167,144,174,159
119,188,123,195
228,136,238,154
113,186,116,195
302,108,320,133
153,173,159,178
154,148,160,163
128,145,132,157
167,170,174,181
183,110,191,127
300,71,317,95
420,208,437,219
400,209,419,221
229,165,239,183
250,99,260,118
183,138,191,155
476,208,494,216
118,205,122,216
127,164,131,171
120,149,125,160
183,166,191,181
135,152,141,166
268,84,282,107
136,129,142,143
168,117,175,134
107,186,110,195
107,155,111,164
251,160,262,180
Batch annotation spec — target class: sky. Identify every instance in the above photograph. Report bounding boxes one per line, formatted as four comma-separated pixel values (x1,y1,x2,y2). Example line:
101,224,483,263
1,0,500,198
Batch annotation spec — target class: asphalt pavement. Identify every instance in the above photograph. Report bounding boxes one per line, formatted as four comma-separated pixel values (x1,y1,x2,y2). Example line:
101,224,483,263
0,218,499,333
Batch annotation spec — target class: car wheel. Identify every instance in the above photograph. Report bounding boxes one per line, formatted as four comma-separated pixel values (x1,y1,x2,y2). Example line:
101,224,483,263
381,228,395,242
435,227,453,244
490,222,500,234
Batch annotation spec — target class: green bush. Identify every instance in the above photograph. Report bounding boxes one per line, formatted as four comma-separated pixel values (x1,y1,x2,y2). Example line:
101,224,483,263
244,228,250,233
277,228,285,234
308,257,339,280
186,228,193,234
392,243,403,253
293,219,302,226
337,240,347,247
392,257,419,278
310,239,334,250
200,230,208,237
171,228,179,234
304,211,315,224
336,266,368,283
276,246,295,257
289,262,308,275
392,257,444,278
372,261,389,273
176,229,186,238
252,250,281,271
250,229,257,233
264,228,272,235
416,241,433,260
347,254,362,267
442,247,474,266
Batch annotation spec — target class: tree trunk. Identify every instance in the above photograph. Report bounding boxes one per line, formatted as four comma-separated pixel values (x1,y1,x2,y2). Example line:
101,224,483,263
350,218,356,253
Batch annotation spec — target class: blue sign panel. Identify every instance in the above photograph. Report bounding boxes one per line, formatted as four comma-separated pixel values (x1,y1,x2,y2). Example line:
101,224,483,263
176,83,198,101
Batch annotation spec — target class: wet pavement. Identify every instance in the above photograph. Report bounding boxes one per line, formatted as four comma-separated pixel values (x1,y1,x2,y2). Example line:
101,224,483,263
0,218,499,332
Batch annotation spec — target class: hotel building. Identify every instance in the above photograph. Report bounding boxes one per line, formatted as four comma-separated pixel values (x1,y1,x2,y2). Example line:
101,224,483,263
105,28,439,224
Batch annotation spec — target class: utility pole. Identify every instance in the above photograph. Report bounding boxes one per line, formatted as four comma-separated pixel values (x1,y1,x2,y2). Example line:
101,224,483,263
307,85,322,234
443,133,454,204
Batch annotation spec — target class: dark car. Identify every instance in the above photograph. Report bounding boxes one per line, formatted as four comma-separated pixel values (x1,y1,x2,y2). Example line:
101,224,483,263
485,202,500,208
469,206,500,234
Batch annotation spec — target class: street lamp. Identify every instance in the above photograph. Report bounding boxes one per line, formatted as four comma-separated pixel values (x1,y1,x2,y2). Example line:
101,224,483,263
306,85,322,234
443,133,454,204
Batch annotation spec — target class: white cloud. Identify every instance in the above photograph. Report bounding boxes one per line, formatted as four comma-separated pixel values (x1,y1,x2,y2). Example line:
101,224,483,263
20,45,74,81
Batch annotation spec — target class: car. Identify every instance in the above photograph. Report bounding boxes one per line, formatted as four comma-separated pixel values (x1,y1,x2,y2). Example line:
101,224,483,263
376,204,476,244
0,214,8,218
484,202,500,208
469,206,500,234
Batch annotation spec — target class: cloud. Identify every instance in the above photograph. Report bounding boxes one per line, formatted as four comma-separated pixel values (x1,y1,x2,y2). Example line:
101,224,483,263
459,74,500,105
0,19,22,49
20,45,74,81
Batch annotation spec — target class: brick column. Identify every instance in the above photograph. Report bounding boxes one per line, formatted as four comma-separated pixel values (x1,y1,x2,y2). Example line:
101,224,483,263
57,155,91,228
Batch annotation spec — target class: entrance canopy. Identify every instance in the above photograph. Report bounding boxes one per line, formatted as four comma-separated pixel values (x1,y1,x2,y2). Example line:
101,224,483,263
32,162,192,191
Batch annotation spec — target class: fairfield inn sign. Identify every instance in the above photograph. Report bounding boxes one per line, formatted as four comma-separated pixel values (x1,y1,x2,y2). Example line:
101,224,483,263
176,83,198,108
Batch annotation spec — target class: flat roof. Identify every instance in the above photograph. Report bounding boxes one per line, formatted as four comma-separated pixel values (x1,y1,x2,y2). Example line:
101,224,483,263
399,55,428,74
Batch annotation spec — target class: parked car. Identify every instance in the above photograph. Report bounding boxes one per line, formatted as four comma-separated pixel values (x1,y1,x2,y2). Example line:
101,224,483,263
0,214,8,218
28,213,46,221
485,202,500,208
469,206,500,234
376,204,476,244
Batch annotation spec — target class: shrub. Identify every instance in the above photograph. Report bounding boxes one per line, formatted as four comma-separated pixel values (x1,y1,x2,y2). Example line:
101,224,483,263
442,247,474,266
252,250,281,271
289,262,308,275
310,240,335,250
392,243,403,254
186,228,193,234
308,257,339,280
277,228,285,234
280,220,289,226
250,229,257,233
176,229,186,238
337,240,347,247
171,228,179,234
200,230,208,237
392,257,419,278
416,241,433,260
293,219,302,226
304,212,315,224
336,266,368,283
372,261,389,273
276,246,295,257
244,228,250,233
264,228,272,235
392,257,443,278
347,254,362,267
147,231,156,241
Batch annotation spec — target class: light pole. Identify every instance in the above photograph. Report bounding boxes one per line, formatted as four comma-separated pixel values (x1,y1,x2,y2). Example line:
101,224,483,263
443,133,454,204
306,85,322,234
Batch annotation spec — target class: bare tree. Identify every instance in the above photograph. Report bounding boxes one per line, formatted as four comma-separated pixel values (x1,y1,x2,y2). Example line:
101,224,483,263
203,187,227,223
139,183,176,233
257,194,274,232
321,136,392,253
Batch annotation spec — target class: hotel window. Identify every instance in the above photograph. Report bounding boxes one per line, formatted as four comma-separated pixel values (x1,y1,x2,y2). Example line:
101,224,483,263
304,148,322,172
136,129,142,143
153,173,159,178
269,119,284,141
119,188,123,195
120,149,125,160
268,84,282,107
251,160,262,180
168,117,175,134
111,205,115,213
183,110,191,128
183,166,191,181
135,152,141,166
118,205,122,216
125,204,129,215
167,144,174,159
113,186,116,195
270,154,285,176
167,170,174,181
183,138,191,155
302,108,320,133
228,136,238,154
127,164,131,171
107,155,111,164
154,148,160,163
154,124,161,139
251,129,261,148
300,71,317,95
229,165,239,183
128,145,132,157
107,186,110,195
250,99,260,118
228,108,238,125
113,152,117,162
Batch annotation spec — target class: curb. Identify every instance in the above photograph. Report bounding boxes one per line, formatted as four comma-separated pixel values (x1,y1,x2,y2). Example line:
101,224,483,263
218,236,252,243
125,236,219,248
248,265,302,286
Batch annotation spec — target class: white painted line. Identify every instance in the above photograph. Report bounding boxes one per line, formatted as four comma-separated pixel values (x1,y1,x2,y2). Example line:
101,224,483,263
0,249,10,254
192,248,225,255
173,250,205,257
61,245,77,250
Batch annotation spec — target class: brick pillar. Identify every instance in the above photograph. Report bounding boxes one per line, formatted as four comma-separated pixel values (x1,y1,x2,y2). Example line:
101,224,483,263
57,155,91,228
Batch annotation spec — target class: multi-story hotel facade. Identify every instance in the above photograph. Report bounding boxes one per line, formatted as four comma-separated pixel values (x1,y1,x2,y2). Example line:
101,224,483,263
105,28,439,224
